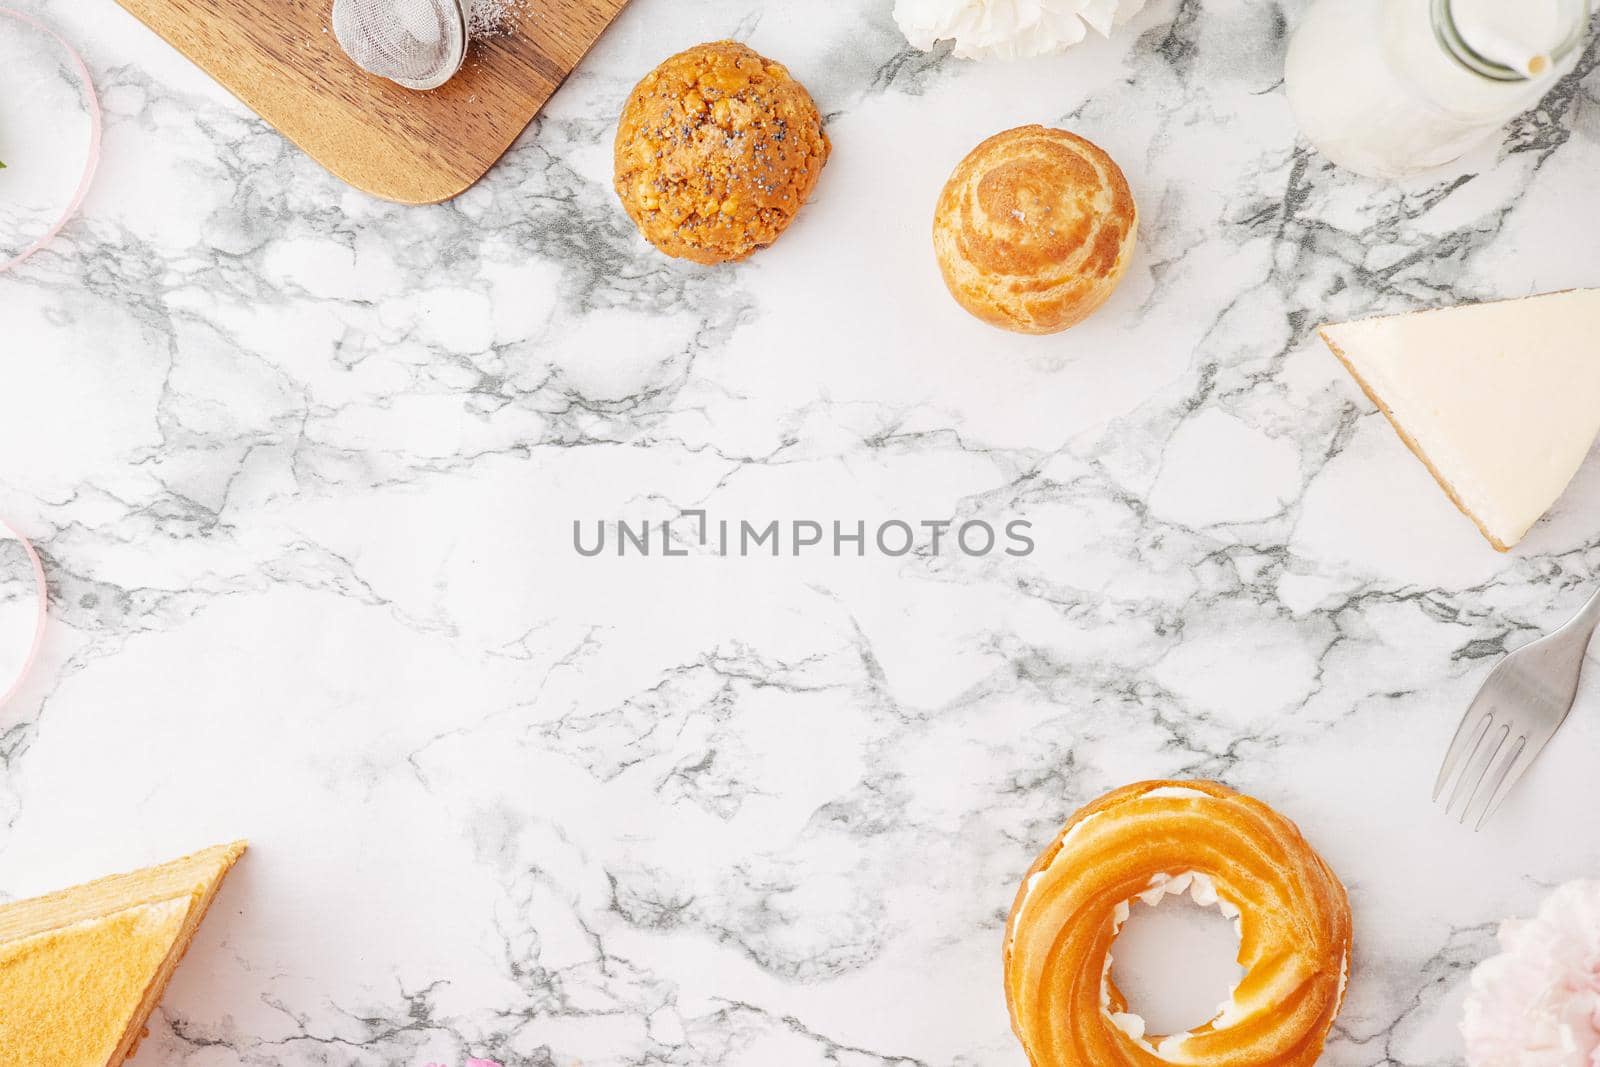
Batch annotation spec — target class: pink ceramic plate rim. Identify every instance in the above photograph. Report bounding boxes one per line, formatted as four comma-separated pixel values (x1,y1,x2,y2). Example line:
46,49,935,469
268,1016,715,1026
0,6,102,275
0,515,47,711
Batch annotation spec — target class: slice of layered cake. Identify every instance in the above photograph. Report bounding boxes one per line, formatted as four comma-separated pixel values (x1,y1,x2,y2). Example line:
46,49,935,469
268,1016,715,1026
1320,289,1600,551
0,841,246,1065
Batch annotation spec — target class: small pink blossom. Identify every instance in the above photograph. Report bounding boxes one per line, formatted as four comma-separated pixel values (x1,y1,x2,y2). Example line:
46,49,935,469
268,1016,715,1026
1462,881,1600,1067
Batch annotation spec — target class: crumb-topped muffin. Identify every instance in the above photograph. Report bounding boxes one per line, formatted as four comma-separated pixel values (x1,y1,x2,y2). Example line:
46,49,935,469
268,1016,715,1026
614,41,831,265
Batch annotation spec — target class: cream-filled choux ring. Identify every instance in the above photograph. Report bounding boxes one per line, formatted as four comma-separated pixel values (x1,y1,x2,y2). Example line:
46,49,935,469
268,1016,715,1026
1004,780,1352,1067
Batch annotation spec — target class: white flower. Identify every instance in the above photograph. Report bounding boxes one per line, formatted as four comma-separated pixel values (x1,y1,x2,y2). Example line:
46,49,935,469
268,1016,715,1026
892,0,1148,61
1462,881,1600,1067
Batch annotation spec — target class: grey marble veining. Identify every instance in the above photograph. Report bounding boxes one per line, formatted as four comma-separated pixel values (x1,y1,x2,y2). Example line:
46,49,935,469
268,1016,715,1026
2,1,1599,1064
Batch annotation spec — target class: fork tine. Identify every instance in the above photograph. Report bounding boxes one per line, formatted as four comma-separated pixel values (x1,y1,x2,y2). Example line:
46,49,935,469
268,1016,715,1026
1462,733,1522,827
1475,734,1544,830
1447,723,1507,820
1434,706,1493,802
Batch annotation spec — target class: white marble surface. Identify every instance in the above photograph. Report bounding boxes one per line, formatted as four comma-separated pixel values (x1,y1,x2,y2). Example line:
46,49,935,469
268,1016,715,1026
3,1,1600,1064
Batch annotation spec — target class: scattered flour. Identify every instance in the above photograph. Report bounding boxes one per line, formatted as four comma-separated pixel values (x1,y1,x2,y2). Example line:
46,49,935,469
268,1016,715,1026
468,0,528,37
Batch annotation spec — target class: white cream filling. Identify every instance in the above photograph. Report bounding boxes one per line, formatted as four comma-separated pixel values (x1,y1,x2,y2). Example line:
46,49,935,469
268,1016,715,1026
1137,786,1211,801
1104,870,1247,1057
1014,810,1104,921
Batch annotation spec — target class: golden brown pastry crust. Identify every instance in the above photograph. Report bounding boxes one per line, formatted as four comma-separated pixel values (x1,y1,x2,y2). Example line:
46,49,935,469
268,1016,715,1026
0,841,247,1067
614,41,831,265
1004,780,1351,1067
934,125,1137,334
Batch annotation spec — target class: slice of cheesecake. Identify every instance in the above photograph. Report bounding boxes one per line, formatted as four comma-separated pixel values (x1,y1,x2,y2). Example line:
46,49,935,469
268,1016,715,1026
0,841,246,1066
1320,289,1600,551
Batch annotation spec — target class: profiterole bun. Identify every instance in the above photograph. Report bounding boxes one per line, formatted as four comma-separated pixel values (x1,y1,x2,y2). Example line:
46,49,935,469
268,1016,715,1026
933,125,1138,334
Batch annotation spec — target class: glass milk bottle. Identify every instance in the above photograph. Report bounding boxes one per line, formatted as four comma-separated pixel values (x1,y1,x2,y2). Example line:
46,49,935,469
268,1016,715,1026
1285,0,1591,179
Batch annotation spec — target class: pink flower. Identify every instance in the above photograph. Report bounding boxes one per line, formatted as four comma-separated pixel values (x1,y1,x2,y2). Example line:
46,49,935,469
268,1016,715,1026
1463,881,1600,1067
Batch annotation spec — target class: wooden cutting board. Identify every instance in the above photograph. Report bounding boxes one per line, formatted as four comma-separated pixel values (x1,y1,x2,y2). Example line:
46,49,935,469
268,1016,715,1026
114,0,631,204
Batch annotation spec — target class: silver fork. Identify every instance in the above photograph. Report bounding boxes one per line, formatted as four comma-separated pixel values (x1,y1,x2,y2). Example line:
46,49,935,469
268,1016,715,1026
1434,585,1600,829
